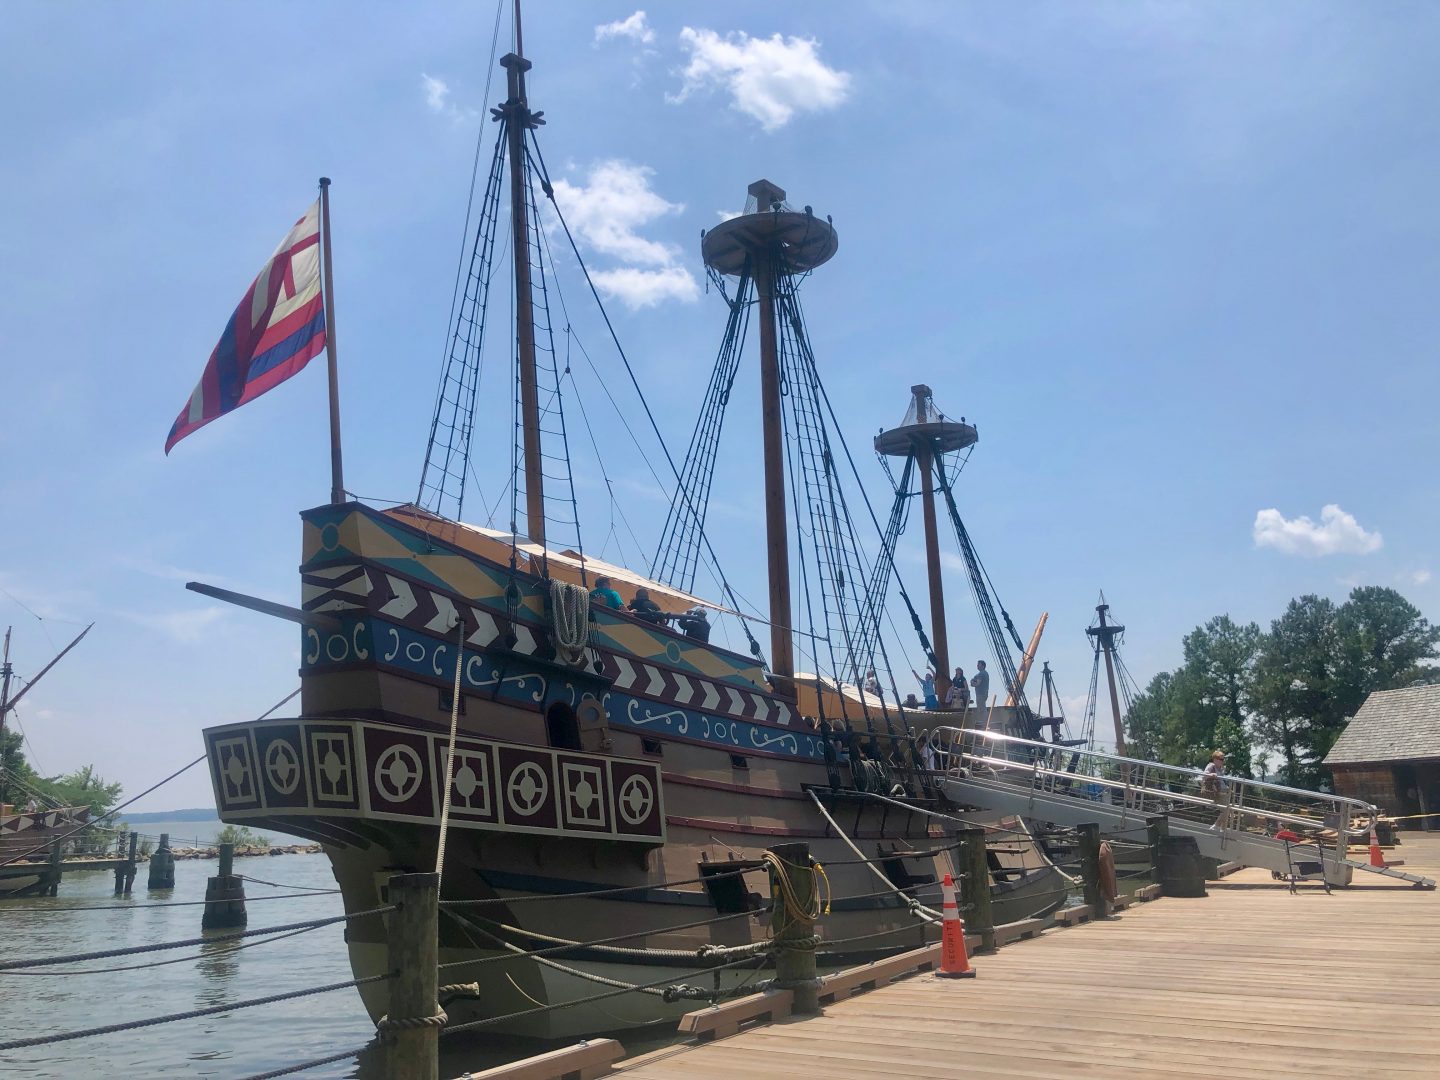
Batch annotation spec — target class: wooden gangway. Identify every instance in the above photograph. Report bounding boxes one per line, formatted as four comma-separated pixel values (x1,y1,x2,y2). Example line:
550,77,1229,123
599,835,1440,1079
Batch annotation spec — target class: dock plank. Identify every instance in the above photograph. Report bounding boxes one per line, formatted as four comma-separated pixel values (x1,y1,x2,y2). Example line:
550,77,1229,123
613,836,1440,1079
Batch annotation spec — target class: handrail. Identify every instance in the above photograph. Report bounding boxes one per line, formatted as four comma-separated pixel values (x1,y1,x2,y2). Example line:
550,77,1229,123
930,726,1377,838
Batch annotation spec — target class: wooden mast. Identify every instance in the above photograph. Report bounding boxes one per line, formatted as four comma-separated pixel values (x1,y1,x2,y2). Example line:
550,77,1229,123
700,180,838,693
1088,601,1128,756
502,1,545,549
754,245,794,687
912,385,951,702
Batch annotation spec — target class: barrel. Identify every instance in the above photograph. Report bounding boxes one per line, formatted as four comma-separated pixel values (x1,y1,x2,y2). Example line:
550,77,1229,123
1157,836,1208,898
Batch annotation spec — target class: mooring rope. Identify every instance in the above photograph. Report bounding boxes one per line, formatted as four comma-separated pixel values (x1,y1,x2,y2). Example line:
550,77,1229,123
807,790,941,924
0,906,393,972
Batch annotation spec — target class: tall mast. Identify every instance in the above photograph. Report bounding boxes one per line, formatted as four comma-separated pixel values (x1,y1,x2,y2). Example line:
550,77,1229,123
874,384,978,704
502,6,546,547
1087,601,1128,756
0,627,12,740
912,386,951,701
701,180,838,691
319,176,345,505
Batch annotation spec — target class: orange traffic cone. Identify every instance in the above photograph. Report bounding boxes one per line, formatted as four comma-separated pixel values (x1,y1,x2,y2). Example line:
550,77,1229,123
935,872,976,979
1369,826,1386,868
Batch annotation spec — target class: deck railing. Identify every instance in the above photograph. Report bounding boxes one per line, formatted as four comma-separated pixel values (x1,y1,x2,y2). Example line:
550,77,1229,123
930,727,1377,838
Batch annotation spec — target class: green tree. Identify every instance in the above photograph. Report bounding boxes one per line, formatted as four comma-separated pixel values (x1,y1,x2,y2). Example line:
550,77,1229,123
1335,586,1440,704
215,824,271,849
43,764,123,817
1250,595,1343,786
1180,615,1260,778
1126,671,1171,762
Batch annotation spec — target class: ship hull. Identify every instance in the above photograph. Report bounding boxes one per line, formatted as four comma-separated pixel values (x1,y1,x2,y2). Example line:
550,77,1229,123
204,503,1067,1037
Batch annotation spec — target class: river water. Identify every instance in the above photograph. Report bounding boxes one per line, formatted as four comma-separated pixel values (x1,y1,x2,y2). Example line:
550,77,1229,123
0,851,595,1078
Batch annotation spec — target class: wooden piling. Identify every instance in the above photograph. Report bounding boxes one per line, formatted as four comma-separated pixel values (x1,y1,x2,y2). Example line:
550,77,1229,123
768,842,819,1015
45,838,62,896
114,831,138,895
954,826,995,953
148,833,175,890
1077,823,1108,918
384,872,441,1080
202,842,247,929
1146,814,1170,887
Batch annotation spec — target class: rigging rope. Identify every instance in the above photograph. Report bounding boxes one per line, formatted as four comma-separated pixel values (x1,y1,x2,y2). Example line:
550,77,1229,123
434,616,466,878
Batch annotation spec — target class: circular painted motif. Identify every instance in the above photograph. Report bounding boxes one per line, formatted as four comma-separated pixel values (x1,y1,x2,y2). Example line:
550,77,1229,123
264,740,301,795
373,744,423,803
320,522,341,552
617,774,655,826
507,762,549,817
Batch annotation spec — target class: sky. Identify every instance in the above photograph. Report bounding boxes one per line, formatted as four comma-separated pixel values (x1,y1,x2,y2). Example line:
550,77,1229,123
2,2,1438,810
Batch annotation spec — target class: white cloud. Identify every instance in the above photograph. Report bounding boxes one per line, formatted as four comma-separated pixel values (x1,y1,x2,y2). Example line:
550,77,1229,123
671,28,851,132
421,74,450,113
595,11,655,45
549,160,698,309
1252,504,1383,558
590,266,699,309
420,74,473,122
1411,569,1432,585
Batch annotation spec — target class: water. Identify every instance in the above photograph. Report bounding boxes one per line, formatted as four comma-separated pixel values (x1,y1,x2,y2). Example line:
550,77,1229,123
0,853,583,1078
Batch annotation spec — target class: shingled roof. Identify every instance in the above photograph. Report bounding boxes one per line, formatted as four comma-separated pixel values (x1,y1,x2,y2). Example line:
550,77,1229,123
1324,684,1440,765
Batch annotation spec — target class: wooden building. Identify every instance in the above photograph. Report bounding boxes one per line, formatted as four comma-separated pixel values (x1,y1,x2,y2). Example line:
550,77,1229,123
1325,684,1440,830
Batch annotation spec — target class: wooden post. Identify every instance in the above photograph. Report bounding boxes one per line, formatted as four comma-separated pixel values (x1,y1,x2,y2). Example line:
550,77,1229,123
148,833,175,890
767,842,818,1015
1077,823,1108,918
123,831,138,895
954,827,995,953
202,842,247,929
384,872,441,1080
46,838,62,897
1146,814,1170,888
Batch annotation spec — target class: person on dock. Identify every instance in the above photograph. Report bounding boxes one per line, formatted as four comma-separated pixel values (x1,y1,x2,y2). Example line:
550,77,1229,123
627,587,667,625
1201,750,1233,830
676,606,711,642
970,660,989,711
590,575,623,610
912,667,938,709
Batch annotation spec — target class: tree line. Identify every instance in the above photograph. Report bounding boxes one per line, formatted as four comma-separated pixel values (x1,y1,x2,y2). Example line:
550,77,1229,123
1126,586,1440,787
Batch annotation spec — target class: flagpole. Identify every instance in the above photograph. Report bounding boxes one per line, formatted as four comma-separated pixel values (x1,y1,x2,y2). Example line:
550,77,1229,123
319,176,346,504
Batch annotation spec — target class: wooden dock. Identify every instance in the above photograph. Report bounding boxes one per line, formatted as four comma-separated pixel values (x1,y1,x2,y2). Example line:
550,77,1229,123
609,836,1440,1079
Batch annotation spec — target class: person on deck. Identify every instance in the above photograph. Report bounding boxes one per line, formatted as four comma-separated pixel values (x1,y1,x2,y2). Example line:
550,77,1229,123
676,606,711,642
946,667,969,710
863,668,881,695
590,576,623,610
912,667,938,709
627,587,667,625
970,660,990,710
902,693,920,709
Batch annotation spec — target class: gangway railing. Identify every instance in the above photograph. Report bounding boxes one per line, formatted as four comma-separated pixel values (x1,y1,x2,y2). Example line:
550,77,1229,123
930,727,1377,840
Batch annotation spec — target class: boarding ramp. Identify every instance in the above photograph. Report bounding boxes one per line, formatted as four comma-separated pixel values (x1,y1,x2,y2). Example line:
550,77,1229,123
931,728,1435,889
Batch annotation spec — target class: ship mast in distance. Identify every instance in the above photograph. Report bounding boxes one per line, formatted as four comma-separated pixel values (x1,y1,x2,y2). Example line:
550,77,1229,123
1086,598,1130,755
874,384,978,703
700,181,838,693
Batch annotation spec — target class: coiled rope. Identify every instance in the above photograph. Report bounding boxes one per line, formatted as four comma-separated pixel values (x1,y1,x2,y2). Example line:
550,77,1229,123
549,579,590,664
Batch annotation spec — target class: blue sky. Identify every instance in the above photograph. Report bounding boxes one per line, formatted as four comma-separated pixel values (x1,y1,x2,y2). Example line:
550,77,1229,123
2,2,1437,809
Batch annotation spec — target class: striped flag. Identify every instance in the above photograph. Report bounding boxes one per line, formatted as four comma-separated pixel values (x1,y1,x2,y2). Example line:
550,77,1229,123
165,200,328,453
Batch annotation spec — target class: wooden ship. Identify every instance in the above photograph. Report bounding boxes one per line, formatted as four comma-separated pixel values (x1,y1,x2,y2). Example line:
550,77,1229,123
196,12,1066,1038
